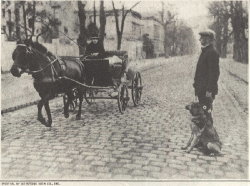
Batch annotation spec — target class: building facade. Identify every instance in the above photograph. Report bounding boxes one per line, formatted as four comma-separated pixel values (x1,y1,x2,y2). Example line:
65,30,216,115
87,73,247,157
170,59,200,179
1,1,164,59
85,10,164,58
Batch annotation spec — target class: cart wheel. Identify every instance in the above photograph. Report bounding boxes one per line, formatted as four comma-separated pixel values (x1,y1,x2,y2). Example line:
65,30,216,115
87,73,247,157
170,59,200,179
84,88,94,105
118,85,129,113
132,72,143,106
84,77,95,105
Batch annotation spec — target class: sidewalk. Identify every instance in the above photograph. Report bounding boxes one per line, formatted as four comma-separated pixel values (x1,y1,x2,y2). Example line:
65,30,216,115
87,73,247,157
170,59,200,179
1,73,40,112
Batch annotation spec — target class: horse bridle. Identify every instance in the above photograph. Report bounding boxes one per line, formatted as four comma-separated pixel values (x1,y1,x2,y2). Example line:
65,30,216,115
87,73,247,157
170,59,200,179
16,44,59,75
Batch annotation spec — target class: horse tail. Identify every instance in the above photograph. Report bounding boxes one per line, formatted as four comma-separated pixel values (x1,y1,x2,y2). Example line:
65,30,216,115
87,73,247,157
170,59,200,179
76,58,86,84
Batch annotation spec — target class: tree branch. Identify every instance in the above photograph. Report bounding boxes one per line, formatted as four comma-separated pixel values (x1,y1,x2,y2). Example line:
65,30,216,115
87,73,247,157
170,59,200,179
30,1,36,40
124,1,140,18
21,2,28,39
112,1,120,34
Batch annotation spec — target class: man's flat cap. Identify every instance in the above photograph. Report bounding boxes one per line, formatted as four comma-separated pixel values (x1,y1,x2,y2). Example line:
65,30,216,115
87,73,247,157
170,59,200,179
199,29,216,39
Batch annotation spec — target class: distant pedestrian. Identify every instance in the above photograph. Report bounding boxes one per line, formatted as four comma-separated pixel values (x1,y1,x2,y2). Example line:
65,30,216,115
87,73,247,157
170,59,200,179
193,29,220,111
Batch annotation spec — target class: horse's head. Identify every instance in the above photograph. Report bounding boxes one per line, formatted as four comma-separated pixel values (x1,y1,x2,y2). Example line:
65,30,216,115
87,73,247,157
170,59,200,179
10,40,33,77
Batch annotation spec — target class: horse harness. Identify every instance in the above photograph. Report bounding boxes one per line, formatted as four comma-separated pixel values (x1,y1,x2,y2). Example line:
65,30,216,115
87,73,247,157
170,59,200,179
17,44,67,82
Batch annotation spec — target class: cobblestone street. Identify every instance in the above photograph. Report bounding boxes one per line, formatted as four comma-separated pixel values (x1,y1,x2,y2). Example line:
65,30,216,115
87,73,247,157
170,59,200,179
1,56,248,180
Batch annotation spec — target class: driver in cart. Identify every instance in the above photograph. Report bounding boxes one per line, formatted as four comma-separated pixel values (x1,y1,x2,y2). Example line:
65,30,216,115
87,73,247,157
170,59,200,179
85,35,123,97
85,35,105,58
85,35,123,66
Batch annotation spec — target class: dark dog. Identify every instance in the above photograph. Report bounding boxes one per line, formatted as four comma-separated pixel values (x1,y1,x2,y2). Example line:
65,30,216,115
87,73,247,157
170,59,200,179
182,102,222,154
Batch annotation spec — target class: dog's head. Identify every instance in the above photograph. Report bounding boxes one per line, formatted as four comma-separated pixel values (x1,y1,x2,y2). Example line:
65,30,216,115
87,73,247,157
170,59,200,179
185,102,206,116
186,102,213,128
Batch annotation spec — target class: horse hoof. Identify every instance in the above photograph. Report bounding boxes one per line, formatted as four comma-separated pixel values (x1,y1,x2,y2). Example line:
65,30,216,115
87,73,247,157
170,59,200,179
38,117,46,124
45,123,51,127
64,113,69,118
76,115,81,120
181,147,187,150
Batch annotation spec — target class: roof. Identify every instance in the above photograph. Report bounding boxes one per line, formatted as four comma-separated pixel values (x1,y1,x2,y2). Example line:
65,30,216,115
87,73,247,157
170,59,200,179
85,9,142,19
142,16,161,24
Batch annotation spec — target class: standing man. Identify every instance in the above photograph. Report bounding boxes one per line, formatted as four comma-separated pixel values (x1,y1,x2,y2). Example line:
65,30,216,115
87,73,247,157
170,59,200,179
193,29,220,111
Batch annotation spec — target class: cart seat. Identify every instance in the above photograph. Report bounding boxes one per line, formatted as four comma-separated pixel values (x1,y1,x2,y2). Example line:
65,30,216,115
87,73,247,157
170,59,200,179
83,51,128,87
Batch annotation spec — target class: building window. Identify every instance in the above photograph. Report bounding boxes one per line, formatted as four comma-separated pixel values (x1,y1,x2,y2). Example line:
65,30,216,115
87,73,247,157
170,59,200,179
132,22,141,39
154,24,160,39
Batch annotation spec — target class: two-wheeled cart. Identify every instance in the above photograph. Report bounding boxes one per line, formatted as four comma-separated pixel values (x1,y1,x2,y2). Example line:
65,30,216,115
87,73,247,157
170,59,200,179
62,51,143,113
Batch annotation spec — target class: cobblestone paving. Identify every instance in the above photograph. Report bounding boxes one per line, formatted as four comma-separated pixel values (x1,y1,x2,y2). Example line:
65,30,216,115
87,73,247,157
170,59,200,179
1,56,248,180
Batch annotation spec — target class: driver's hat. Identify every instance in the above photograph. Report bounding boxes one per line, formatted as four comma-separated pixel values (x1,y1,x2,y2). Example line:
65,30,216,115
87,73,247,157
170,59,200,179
199,29,216,40
90,35,99,40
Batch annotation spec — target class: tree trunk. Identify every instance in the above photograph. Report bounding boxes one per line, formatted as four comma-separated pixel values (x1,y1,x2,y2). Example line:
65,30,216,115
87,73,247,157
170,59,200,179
220,17,229,58
220,42,227,58
233,31,248,63
77,1,87,55
231,1,248,63
21,2,28,39
163,25,169,57
112,1,140,51
31,1,36,38
117,32,122,50
14,2,21,40
93,1,96,25
99,1,106,44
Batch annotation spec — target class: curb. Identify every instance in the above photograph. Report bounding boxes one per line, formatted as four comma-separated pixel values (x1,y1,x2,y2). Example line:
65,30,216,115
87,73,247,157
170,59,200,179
1,100,39,115
1,96,63,115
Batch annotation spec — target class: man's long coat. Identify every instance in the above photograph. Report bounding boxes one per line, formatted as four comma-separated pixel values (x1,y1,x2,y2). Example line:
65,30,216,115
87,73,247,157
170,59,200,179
193,45,220,96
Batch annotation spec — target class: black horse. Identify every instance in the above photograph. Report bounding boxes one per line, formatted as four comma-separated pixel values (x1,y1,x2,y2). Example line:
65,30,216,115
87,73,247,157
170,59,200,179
10,40,85,127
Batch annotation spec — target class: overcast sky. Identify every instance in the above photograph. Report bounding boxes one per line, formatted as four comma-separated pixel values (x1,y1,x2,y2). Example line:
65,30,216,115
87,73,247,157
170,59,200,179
84,0,209,19
84,0,210,29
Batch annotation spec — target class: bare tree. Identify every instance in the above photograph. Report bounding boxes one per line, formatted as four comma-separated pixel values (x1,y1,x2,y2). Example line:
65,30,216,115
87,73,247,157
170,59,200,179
77,1,87,55
208,1,248,62
160,2,176,57
14,2,21,40
208,1,231,58
112,1,140,50
99,0,106,44
30,1,36,37
93,0,96,25
20,1,28,38
230,1,248,63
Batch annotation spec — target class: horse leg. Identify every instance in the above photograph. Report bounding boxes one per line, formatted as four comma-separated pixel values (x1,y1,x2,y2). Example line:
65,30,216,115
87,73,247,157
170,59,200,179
37,100,46,124
76,88,84,120
64,91,73,118
64,94,70,118
44,101,52,127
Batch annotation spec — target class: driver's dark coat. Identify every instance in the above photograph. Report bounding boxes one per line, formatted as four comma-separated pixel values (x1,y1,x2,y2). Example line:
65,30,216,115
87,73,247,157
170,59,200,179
193,44,220,96
85,41,105,57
